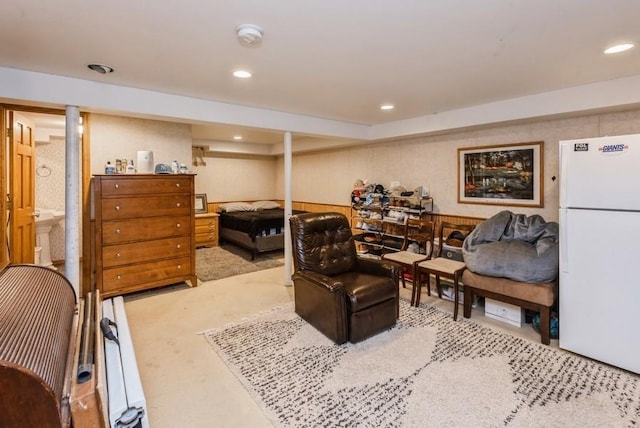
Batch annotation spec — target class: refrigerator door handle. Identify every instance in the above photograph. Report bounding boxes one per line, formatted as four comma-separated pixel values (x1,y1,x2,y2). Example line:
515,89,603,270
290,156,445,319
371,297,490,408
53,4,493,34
559,209,568,273
559,143,567,208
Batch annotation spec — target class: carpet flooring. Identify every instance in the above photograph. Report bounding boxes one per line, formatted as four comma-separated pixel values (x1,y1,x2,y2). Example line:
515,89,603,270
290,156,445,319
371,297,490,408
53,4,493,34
196,244,284,282
203,299,640,427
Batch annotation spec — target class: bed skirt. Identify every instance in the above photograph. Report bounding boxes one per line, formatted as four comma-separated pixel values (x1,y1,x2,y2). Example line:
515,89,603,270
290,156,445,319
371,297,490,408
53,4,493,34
219,227,285,260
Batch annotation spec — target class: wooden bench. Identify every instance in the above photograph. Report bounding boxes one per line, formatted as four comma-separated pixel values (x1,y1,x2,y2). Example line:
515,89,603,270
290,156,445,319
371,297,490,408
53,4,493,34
461,270,557,345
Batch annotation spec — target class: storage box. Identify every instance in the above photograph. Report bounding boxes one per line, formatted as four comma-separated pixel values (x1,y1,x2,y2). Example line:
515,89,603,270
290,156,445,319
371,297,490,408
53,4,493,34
439,283,479,308
484,298,525,327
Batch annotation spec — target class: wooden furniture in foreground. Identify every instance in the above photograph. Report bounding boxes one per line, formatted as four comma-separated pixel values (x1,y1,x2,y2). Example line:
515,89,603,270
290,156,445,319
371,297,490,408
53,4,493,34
462,270,557,344
0,265,86,427
195,212,219,248
93,174,197,298
414,222,476,319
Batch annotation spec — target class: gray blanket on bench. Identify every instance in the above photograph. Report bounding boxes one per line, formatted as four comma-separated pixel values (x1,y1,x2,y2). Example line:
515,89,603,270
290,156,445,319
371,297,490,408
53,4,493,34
462,210,559,283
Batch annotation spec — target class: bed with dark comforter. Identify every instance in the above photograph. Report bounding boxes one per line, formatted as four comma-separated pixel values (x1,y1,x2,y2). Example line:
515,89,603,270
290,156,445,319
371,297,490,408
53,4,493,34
218,203,303,259
220,208,289,241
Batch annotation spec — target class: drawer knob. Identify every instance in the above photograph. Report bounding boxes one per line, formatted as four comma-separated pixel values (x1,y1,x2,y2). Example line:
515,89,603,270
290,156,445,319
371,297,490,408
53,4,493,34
114,184,119,189
115,229,121,234
177,264,182,269
117,275,121,280
176,223,181,228
116,252,121,258
176,202,181,207
176,244,181,249
115,205,120,211
175,183,180,187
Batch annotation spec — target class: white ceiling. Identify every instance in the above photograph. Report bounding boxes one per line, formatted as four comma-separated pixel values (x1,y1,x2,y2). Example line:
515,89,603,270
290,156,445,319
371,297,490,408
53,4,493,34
1,1,640,150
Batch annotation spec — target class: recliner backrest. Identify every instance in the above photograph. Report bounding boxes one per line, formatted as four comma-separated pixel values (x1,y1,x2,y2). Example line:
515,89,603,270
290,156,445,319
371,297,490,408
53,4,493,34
290,212,356,276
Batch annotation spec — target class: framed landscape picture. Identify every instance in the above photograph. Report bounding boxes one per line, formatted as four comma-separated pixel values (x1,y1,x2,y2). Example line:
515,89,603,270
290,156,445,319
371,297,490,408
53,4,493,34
458,141,543,207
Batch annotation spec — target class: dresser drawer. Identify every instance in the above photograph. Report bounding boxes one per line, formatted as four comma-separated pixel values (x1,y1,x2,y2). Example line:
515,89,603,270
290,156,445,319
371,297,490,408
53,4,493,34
195,232,217,247
102,216,191,244
101,195,191,220
102,236,191,267
99,176,192,196
195,222,216,234
102,256,192,292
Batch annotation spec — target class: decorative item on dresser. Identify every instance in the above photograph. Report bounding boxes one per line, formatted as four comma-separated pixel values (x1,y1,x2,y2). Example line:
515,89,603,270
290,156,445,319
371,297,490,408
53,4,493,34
195,212,219,248
93,174,197,298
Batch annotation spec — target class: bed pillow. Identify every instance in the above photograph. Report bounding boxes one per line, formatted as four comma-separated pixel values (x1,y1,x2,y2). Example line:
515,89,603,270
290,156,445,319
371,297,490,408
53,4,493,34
251,200,281,210
218,202,255,212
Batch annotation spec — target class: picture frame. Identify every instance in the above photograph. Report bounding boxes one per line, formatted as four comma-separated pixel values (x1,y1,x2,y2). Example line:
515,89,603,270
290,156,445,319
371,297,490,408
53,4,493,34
194,193,208,214
458,141,543,208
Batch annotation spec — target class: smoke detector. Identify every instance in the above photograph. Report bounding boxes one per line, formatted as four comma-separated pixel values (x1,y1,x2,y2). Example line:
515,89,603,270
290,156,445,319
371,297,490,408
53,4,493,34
236,24,263,46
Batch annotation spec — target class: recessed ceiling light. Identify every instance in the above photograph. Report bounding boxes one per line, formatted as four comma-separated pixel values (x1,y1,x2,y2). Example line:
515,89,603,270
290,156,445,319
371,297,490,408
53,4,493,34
233,135,243,140
233,70,252,78
87,63,114,74
380,104,395,111
604,43,634,54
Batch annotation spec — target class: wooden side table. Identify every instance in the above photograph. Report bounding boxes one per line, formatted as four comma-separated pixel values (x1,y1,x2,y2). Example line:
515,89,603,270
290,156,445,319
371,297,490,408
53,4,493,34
195,213,219,248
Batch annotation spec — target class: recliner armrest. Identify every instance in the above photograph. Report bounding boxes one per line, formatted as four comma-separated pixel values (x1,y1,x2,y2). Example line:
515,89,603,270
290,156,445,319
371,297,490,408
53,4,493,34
292,269,344,292
354,258,400,282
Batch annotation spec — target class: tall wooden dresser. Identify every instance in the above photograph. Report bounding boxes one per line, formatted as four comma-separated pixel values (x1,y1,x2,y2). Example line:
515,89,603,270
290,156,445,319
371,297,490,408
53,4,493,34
93,174,197,298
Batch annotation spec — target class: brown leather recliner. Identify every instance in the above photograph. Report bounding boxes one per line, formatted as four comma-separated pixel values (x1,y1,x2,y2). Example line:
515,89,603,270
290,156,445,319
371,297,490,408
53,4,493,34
290,212,400,344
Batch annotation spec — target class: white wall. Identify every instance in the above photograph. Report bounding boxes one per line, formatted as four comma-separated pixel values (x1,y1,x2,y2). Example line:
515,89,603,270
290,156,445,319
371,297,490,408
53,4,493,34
89,114,192,175
33,113,193,263
275,107,640,222
192,156,278,202
87,107,640,224
88,113,277,206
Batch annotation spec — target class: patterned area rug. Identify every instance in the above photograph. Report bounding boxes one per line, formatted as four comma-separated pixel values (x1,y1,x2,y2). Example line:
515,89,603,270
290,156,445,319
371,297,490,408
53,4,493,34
196,244,284,282
203,300,640,427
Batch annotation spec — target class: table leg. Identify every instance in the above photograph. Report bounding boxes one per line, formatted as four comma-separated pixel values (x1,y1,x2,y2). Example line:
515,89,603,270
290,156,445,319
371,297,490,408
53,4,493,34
453,268,466,321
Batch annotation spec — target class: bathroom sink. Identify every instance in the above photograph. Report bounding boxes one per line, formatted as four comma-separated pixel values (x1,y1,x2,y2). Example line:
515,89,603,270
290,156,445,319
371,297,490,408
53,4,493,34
35,208,65,227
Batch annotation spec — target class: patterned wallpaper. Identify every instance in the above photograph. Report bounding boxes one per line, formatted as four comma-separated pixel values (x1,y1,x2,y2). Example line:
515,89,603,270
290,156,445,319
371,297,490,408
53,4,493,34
35,135,66,261
275,107,640,222
31,115,192,265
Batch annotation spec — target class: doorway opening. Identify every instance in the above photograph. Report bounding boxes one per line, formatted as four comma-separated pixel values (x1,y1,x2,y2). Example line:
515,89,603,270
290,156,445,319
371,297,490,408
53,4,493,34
27,111,67,269
1,104,91,292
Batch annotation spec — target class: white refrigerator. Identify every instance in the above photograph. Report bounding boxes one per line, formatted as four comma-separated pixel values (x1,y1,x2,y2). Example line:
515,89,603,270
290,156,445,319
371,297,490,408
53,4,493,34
559,134,640,374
